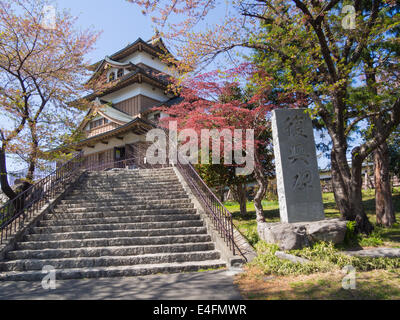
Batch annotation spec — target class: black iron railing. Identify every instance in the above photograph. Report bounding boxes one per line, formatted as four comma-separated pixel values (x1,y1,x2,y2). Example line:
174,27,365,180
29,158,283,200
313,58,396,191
1,140,246,261
0,152,84,244
82,148,171,173
152,126,246,261
175,160,246,261
82,141,246,260
7,165,56,187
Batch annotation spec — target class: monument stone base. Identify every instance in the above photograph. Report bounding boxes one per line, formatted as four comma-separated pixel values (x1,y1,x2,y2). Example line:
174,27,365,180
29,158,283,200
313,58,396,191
257,218,347,251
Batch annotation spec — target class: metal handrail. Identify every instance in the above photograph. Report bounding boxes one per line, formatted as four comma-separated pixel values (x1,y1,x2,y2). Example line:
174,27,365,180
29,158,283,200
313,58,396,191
175,160,247,261
0,151,84,244
83,153,171,173
144,125,247,261
1,139,247,262
82,141,246,260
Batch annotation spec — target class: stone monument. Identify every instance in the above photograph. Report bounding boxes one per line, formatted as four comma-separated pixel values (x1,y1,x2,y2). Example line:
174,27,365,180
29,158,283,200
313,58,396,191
256,108,347,251
271,108,325,223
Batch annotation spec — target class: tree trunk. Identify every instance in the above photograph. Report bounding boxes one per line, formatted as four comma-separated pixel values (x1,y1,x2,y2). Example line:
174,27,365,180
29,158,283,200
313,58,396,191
219,186,225,203
374,141,396,227
0,147,17,200
350,151,374,234
330,144,374,234
253,157,266,223
330,147,353,219
230,182,247,216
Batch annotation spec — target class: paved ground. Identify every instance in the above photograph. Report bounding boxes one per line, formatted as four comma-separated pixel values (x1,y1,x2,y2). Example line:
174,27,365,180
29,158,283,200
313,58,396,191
0,269,243,300
344,247,400,258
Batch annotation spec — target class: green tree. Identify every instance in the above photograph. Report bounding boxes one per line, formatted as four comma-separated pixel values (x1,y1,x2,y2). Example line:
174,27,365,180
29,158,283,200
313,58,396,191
196,161,252,215
0,0,99,200
128,0,400,233
388,129,400,178
248,0,400,233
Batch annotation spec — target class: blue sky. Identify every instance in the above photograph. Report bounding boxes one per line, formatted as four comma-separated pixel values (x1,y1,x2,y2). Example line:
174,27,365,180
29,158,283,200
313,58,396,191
4,0,333,171
54,0,231,64
54,0,331,169
54,0,157,63
4,0,236,171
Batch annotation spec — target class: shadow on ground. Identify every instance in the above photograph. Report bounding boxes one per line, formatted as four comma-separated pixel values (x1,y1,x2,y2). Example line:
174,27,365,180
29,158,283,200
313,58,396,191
0,270,243,300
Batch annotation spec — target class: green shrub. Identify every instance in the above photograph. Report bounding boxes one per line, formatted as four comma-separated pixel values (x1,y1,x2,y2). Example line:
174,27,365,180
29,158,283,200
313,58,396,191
358,229,384,247
244,228,260,247
250,241,400,276
344,221,357,245
251,242,337,276
343,221,384,248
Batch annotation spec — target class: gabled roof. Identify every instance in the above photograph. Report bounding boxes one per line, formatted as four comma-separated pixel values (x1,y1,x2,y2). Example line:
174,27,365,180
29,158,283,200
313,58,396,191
156,96,184,107
77,99,134,133
92,57,136,77
141,96,184,116
98,103,134,124
76,116,155,149
53,116,156,153
83,65,171,102
90,37,171,71
85,36,175,100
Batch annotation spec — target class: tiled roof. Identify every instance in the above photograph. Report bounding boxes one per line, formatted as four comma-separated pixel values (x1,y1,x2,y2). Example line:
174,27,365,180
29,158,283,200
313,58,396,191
83,66,171,101
90,37,169,70
97,103,134,124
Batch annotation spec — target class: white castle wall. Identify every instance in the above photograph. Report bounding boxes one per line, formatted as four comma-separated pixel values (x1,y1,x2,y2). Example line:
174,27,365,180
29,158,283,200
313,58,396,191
102,82,171,104
83,132,147,156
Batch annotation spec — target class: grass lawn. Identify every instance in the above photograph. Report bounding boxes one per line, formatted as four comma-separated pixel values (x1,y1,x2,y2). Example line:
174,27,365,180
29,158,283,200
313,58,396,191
226,187,400,248
225,187,400,300
235,268,400,300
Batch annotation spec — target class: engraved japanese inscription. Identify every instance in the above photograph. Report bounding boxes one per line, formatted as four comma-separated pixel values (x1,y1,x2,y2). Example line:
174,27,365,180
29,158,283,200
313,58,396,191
272,108,325,223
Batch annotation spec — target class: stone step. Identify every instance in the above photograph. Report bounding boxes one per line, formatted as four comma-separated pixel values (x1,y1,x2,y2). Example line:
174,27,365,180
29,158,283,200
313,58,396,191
38,213,201,227
0,260,226,281
72,186,184,193
54,201,193,211
45,208,197,220
88,167,175,173
79,181,181,188
69,188,185,196
7,242,215,260
88,167,174,172
32,220,204,234
82,176,180,182
84,177,179,183
0,250,221,272
64,191,188,201
0,167,229,281
83,178,179,184
86,170,177,176
60,195,189,204
25,226,208,242
78,179,180,185
17,234,212,250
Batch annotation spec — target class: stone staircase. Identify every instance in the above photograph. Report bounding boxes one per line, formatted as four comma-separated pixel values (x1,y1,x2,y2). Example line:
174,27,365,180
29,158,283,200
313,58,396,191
0,167,226,281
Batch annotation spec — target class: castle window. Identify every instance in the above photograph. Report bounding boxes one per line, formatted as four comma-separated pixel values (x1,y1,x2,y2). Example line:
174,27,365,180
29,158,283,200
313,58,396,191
153,113,160,122
90,118,108,130
117,69,124,78
108,72,115,82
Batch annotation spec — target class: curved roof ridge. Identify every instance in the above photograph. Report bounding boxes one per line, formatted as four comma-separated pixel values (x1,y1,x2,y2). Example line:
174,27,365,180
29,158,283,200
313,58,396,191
96,99,134,125
92,57,135,76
